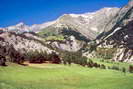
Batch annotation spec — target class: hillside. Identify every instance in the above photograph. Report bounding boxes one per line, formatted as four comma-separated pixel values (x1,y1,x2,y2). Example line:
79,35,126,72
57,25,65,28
1,7,119,41
89,0,133,63
0,32,55,54
0,0,132,64
38,8,119,41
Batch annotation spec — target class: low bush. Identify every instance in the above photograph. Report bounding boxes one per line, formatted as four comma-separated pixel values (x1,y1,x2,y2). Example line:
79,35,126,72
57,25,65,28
129,65,133,73
100,64,106,69
93,63,100,68
0,55,6,66
111,65,120,71
87,62,93,68
87,59,106,69
108,66,111,69
122,67,126,74
87,59,94,68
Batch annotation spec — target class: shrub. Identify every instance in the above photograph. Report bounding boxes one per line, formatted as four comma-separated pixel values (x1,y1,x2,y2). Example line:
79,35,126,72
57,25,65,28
129,65,133,73
108,66,111,69
122,67,126,74
26,51,45,63
111,65,120,71
63,60,67,65
87,62,93,68
100,64,106,69
93,63,99,68
0,55,6,66
100,59,104,62
79,56,88,66
48,52,61,64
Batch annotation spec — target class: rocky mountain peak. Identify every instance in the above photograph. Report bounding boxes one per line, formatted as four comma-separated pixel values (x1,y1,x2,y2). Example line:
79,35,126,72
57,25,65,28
16,22,25,27
7,22,30,33
94,0,133,63
42,7,120,40
2,7,120,38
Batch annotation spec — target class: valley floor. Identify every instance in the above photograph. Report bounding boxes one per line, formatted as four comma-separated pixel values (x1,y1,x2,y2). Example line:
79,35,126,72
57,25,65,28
0,62,133,89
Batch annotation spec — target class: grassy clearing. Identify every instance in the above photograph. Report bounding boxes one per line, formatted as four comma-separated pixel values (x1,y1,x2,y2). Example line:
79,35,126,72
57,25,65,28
0,63,133,89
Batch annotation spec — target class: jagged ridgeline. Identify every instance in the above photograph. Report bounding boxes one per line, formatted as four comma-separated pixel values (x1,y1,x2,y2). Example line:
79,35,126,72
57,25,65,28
87,0,133,63
0,0,133,66
37,8,119,41
1,7,119,41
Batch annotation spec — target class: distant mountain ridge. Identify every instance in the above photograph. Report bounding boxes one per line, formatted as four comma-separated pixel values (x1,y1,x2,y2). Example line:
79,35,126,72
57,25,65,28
1,1,133,65
1,7,119,40
35,7,120,40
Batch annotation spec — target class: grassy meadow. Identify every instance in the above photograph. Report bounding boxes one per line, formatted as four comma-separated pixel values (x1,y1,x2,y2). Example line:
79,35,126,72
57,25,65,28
0,61,133,89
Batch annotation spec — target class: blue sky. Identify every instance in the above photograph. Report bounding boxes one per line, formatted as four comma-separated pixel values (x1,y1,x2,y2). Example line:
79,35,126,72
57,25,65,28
0,0,129,27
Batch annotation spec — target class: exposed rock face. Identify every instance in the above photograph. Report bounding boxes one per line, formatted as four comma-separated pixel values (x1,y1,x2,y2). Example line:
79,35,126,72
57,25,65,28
48,36,84,52
0,32,55,54
98,0,133,40
112,20,133,63
40,8,119,40
24,33,84,52
96,0,133,63
1,8,119,41
6,22,31,33
0,32,63,65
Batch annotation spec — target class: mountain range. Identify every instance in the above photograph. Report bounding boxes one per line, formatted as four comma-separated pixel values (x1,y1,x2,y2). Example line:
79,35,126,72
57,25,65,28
1,7,119,40
0,0,133,64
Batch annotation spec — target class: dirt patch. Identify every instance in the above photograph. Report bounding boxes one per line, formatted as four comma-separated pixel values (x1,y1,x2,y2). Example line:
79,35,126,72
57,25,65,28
23,61,63,69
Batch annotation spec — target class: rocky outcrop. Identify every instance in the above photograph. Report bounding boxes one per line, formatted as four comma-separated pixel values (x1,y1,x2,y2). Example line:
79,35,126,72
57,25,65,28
95,0,133,63
40,8,119,40
112,20,133,63
0,32,55,54
0,32,62,65
98,0,133,40
1,8,119,41
6,22,30,33
47,36,84,52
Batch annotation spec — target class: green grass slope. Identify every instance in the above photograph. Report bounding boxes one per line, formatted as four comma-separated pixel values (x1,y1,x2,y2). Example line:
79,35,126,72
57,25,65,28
0,63,133,89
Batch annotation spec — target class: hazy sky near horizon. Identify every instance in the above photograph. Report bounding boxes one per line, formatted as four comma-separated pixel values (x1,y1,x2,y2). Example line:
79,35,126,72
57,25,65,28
0,0,129,27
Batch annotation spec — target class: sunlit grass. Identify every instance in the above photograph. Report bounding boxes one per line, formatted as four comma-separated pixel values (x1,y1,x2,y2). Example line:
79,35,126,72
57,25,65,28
0,62,133,89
